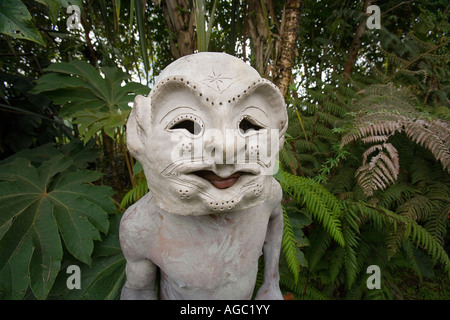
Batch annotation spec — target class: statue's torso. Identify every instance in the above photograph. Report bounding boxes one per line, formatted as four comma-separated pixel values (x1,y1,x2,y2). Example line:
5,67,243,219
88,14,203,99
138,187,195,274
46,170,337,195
120,181,281,299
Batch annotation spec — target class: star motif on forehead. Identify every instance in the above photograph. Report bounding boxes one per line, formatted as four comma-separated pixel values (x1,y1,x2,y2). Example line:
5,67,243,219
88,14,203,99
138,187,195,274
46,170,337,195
202,68,232,93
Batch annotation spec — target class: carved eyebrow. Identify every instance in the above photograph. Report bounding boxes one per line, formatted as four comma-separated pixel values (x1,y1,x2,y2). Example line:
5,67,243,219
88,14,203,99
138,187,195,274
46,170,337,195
159,106,199,124
241,106,269,118
151,76,202,103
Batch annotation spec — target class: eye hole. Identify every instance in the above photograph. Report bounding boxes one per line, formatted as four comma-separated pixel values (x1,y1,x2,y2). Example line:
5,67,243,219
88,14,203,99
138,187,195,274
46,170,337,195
170,119,202,135
239,117,264,134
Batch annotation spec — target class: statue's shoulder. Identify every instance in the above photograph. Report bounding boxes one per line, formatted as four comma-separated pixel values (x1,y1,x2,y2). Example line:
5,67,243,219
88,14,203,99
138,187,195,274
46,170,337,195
252,178,282,214
270,177,283,204
120,193,159,237
122,192,155,218
119,192,161,259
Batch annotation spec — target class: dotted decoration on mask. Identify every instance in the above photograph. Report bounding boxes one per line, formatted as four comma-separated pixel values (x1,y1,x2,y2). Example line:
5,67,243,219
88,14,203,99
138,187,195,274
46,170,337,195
167,114,204,131
152,76,283,113
179,188,191,200
181,141,193,154
253,183,263,197
248,144,260,157
209,199,236,211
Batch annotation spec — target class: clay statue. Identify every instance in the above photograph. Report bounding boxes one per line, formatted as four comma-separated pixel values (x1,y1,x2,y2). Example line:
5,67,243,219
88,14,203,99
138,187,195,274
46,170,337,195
119,52,288,300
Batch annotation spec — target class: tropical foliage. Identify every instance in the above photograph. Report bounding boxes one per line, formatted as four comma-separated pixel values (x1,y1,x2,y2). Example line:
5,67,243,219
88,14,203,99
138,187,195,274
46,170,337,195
0,0,448,300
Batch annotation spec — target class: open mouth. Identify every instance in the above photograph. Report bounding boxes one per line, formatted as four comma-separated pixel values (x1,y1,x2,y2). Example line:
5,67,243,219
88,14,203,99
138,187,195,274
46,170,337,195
192,170,252,189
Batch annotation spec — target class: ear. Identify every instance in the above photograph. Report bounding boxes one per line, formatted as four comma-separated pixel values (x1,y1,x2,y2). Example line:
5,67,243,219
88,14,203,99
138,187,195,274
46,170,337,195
255,82,288,152
239,80,288,150
126,95,151,158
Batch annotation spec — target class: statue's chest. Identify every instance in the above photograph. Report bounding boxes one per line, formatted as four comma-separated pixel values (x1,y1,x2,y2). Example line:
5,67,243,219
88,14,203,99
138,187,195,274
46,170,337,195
149,208,271,289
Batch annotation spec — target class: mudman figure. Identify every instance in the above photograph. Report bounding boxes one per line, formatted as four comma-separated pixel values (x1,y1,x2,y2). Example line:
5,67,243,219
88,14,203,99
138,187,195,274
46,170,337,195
120,52,288,299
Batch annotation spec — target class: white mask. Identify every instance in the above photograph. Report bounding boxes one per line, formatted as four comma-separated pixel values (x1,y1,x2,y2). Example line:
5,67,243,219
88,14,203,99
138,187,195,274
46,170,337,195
126,52,288,215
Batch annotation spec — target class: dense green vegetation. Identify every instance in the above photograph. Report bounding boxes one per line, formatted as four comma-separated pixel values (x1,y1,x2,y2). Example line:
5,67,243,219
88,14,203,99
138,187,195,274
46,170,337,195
0,0,448,300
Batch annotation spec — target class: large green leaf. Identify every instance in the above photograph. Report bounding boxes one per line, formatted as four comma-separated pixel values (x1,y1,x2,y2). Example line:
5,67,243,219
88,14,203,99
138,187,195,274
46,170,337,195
73,218,126,300
30,60,150,142
49,214,126,300
0,0,45,45
33,0,60,24
0,154,114,299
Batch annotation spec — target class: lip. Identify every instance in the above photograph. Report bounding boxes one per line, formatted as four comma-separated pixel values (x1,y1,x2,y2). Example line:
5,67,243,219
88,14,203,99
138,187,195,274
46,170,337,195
192,170,252,189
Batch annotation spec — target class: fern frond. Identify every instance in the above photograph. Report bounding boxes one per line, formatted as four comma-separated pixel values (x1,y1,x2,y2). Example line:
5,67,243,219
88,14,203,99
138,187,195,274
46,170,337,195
281,169,345,246
382,207,450,273
294,139,316,153
409,157,434,185
340,119,404,147
340,203,366,289
404,119,450,171
306,228,333,271
379,46,410,67
401,238,424,278
120,177,149,208
406,31,436,51
423,206,448,247
385,195,437,260
361,135,388,144
280,271,329,300
307,89,328,103
377,183,416,208
354,201,402,231
316,111,341,127
343,225,359,289
356,144,400,197
326,167,355,196
324,100,347,117
340,84,450,196
329,245,345,283
281,207,300,284
336,84,357,100
314,124,338,141
396,195,434,222
405,221,450,273
386,225,407,260
279,147,299,174
297,154,320,167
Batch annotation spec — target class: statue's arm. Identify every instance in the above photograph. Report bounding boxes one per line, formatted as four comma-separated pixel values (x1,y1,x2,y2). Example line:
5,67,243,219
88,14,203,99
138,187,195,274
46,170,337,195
119,206,158,300
255,204,284,300
121,258,158,300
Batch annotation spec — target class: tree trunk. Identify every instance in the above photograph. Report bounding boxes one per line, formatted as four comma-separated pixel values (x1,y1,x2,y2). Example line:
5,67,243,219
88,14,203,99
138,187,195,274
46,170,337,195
342,0,376,78
272,0,303,98
80,5,122,192
101,130,122,192
244,0,281,78
245,0,271,77
159,0,196,59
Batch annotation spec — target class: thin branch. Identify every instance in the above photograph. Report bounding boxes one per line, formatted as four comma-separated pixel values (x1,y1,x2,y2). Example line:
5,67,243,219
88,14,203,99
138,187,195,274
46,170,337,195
384,39,450,83
381,0,415,16
0,52,43,74
0,103,60,122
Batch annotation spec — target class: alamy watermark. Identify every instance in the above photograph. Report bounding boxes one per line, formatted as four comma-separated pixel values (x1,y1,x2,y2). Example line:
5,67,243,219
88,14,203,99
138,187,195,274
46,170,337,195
170,128,280,175
366,5,381,30
366,265,381,289
66,265,81,290
66,5,81,30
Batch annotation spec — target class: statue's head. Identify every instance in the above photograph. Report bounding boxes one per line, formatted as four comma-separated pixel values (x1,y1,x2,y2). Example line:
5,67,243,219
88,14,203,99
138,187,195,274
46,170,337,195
127,52,288,215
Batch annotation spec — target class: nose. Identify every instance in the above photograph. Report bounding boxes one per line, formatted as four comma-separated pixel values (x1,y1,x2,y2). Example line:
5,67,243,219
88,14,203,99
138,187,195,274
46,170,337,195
204,129,246,165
